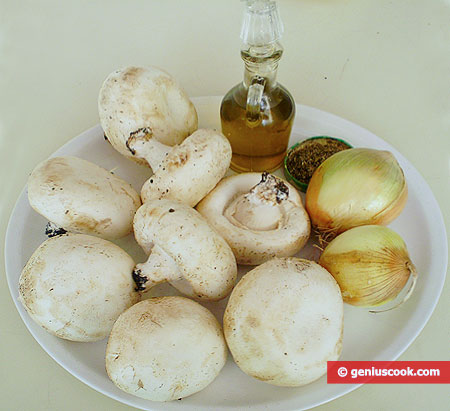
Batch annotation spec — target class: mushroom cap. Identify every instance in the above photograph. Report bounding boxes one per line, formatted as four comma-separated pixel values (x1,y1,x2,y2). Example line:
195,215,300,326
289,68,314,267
196,173,311,265
105,296,227,401
133,200,237,300
224,258,343,387
141,128,232,207
98,66,198,166
28,156,141,240
18,234,140,342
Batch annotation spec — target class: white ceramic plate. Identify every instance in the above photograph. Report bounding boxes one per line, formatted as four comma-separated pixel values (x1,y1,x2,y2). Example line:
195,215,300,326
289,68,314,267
5,96,448,411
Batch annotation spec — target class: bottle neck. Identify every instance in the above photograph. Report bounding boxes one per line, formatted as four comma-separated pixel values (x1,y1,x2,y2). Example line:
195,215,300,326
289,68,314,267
243,62,278,90
241,43,283,90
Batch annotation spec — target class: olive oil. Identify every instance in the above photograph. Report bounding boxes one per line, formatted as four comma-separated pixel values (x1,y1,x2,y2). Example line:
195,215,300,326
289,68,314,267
221,81,294,172
220,0,295,173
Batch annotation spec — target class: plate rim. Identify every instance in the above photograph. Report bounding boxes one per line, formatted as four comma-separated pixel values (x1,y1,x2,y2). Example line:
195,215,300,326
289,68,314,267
5,96,448,411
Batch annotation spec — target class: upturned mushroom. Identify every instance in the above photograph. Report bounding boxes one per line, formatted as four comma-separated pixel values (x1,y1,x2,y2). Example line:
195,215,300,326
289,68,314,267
18,234,140,342
133,199,237,301
196,172,311,265
224,258,343,387
139,128,232,207
98,66,198,167
106,296,227,402
28,156,141,240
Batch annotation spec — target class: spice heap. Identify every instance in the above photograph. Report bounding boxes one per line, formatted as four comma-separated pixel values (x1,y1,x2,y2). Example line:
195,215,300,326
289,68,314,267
286,137,351,185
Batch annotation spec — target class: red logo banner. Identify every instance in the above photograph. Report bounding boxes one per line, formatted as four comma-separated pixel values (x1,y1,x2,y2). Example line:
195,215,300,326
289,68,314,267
327,361,450,384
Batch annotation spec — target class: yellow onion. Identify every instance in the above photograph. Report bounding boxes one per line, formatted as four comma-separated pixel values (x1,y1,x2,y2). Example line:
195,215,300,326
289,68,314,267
319,225,417,312
305,148,407,239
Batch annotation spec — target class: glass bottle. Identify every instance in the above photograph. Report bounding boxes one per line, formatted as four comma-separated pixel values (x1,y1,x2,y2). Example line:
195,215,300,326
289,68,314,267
220,0,295,173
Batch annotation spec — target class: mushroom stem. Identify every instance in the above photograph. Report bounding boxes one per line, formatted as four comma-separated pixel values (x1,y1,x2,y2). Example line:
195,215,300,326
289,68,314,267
126,128,170,171
132,244,182,292
224,172,290,231
248,172,290,204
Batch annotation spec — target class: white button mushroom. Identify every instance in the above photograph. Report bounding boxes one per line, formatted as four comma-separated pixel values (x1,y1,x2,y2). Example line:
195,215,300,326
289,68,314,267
196,172,311,265
224,258,343,387
140,128,232,207
99,67,230,206
18,234,141,342
106,296,227,402
28,156,141,240
133,200,237,301
98,66,198,167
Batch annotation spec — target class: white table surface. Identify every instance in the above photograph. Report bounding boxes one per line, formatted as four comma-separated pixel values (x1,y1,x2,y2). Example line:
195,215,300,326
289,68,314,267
1,1,449,410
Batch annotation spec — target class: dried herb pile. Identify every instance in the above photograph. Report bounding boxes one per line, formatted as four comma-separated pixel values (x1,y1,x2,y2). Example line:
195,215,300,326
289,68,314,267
286,138,350,184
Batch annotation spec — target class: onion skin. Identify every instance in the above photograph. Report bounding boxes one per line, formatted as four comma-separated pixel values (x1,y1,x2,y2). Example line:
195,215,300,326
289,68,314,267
305,148,408,237
318,225,417,310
